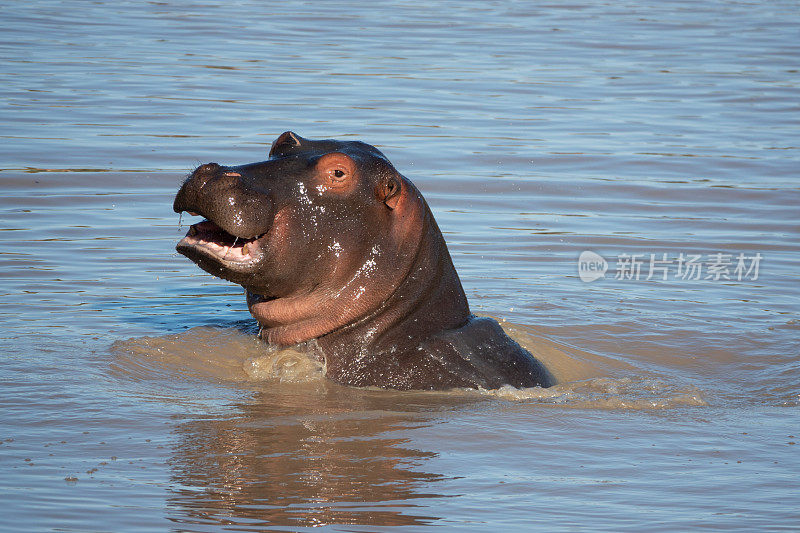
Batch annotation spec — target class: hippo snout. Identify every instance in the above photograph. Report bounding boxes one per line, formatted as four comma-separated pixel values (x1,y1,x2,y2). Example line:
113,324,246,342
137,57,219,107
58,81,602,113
173,163,275,241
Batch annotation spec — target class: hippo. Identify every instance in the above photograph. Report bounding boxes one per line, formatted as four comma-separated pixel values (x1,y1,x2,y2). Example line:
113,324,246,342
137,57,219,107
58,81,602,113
173,132,553,390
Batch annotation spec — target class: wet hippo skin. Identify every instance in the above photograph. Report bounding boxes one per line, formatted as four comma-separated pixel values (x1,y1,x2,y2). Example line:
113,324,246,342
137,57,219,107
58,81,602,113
173,132,553,390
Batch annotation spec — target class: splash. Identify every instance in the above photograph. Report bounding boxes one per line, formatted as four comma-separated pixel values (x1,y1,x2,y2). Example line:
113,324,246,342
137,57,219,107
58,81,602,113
111,326,324,384
244,342,325,383
482,377,707,409
110,323,708,409
487,317,708,409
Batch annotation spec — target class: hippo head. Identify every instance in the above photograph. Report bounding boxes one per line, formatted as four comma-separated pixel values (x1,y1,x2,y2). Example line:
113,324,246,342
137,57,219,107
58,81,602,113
173,132,553,390
173,131,437,346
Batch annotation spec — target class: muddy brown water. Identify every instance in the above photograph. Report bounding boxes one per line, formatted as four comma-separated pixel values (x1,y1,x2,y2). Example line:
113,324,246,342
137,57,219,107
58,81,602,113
1,1,799,531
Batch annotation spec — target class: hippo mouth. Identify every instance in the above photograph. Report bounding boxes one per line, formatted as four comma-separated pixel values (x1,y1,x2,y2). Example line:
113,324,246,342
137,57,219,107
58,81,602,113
177,219,263,267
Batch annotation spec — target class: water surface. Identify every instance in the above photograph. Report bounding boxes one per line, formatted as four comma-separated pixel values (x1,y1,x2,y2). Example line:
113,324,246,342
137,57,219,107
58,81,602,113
1,1,799,531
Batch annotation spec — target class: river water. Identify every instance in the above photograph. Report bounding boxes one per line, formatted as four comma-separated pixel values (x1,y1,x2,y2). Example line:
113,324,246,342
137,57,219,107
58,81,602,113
1,1,798,531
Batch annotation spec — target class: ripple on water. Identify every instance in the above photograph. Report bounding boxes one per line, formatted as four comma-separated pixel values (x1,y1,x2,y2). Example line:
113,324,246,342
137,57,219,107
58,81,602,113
110,326,326,385
110,324,708,410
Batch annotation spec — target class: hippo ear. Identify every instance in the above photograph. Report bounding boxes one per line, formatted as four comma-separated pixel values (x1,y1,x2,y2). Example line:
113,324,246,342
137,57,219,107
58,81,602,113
269,131,303,158
379,174,402,209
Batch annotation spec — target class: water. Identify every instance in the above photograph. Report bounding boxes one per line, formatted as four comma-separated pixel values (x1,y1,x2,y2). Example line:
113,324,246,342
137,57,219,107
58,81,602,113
1,0,799,530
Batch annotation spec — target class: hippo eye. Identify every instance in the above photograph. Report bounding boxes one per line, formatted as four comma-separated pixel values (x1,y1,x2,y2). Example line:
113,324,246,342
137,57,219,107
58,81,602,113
318,152,356,190
329,167,349,182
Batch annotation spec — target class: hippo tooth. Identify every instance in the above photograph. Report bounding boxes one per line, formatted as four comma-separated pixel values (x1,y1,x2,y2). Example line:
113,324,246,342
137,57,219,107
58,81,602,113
242,243,250,255
188,211,199,216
